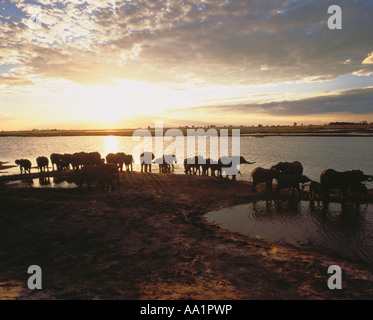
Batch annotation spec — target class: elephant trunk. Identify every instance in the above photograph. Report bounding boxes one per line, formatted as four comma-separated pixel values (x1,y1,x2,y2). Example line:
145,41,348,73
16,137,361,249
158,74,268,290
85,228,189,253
241,157,255,165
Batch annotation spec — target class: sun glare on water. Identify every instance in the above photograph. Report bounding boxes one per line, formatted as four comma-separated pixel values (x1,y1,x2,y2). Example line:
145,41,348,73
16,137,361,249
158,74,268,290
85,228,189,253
104,136,119,156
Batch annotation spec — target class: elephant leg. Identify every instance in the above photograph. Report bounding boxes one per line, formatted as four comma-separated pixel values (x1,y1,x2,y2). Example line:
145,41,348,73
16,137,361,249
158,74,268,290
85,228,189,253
322,189,330,202
341,187,348,203
277,184,281,195
252,181,257,192
297,186,301,199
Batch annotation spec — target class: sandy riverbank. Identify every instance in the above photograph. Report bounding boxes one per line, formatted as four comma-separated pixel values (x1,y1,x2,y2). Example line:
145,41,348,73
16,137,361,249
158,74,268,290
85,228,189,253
0,172,373,300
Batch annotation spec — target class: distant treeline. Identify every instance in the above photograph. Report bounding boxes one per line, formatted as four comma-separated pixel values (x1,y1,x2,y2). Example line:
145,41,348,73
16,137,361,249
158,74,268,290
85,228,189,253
329,121,371,125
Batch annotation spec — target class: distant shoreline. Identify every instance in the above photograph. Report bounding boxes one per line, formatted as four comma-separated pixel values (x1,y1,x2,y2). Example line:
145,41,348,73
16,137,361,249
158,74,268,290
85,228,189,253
1,124,373,137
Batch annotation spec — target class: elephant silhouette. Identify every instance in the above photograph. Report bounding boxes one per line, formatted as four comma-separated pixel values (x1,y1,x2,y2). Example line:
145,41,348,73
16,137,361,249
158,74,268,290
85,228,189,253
140,152,155,173
36,156,49,172
79,163,119,191
271,161,303,175
277,174,311,199
320,169,373,202
15,159,32,174
250,167,279,193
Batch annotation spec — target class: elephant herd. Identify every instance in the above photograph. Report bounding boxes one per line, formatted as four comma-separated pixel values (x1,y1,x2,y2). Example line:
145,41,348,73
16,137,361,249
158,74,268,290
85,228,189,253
250,161,373,202
12,153,373,201
183,155,255,180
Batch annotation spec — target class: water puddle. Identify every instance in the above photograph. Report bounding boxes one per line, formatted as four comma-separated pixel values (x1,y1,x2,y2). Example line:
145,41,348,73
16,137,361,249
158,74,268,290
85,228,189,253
7,177,78,189
205,200,373,267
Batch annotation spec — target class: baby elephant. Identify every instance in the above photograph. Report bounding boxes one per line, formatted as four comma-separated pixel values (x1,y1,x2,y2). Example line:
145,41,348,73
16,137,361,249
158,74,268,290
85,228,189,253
309,181,324,201
15,159,32,174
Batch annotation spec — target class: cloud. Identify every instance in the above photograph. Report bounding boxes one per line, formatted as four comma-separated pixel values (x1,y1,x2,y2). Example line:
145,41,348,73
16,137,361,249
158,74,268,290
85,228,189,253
172,87,373,117
362,52,373,65
0,0,372,88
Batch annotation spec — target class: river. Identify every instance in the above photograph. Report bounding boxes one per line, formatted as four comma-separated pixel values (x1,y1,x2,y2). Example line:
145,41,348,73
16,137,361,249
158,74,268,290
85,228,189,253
1,135,372,184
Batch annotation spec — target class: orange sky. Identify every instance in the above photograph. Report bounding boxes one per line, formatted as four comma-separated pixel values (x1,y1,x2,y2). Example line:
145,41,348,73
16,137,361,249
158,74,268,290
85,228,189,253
1,0,373,130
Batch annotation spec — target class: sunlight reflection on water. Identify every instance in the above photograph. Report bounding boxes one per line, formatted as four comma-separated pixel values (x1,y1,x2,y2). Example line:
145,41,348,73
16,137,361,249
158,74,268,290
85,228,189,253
104,136,119,155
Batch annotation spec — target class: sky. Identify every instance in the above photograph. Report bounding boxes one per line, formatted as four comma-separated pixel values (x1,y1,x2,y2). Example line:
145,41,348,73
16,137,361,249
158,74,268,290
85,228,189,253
0,0,373,130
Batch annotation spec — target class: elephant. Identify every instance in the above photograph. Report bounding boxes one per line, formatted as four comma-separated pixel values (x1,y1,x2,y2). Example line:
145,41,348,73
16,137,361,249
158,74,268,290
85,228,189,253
123,154,134,171
50,153,71,171
50,153,63,171
86,152,102,166
106,152,126,172
155,155,177,174
218,156,255,180
271,161,303,175
79,163,119,190
250,167,279,193
184,156,204,175
320,169,373,202
277,174,311,198
36,156,49,172
70,152,83,170
70,152,102,171
140,152,155,172
62,154,73,170
15,159,32,174
200,158,218,176
309,181,324,201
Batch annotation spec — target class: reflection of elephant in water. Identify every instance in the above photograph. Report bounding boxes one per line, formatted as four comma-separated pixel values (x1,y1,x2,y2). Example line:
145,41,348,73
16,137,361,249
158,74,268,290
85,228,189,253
271,161,303,175
39,176,51,186
36,156,49,172
15,159,32,174
277,174,311,198
218,156,255,180
251,167,279,193
140,152,155,172
79,163,119,190
320,169,373,202
155,155,177,173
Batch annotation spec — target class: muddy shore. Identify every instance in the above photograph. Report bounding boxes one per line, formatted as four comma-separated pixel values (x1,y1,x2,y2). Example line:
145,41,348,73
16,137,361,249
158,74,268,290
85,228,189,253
1,171,373,300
